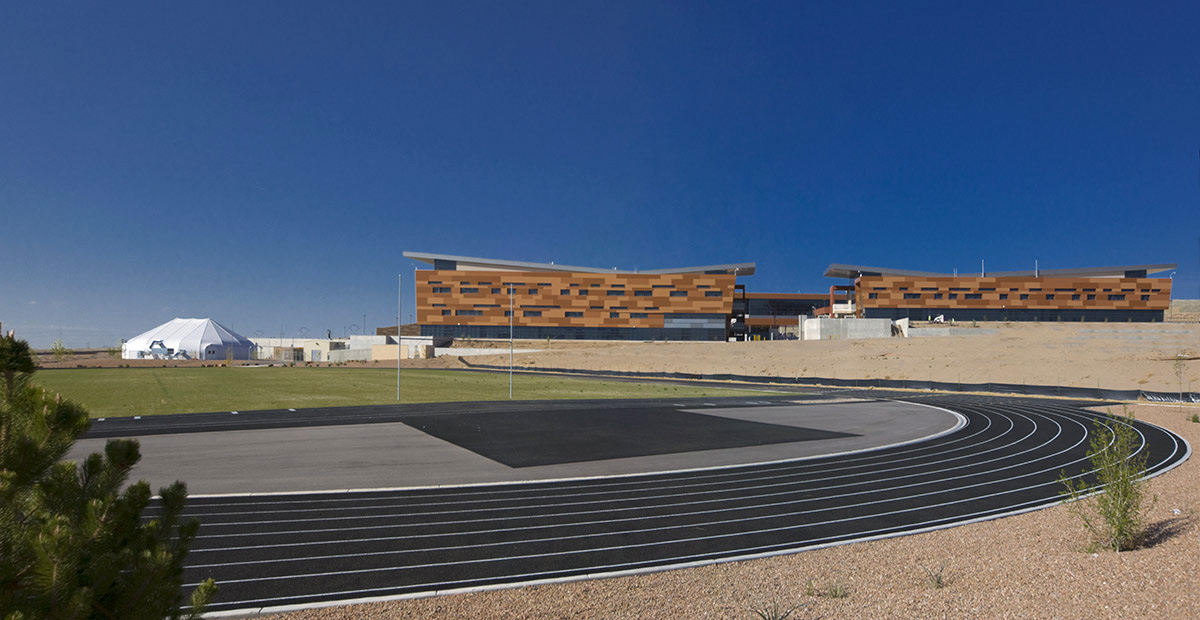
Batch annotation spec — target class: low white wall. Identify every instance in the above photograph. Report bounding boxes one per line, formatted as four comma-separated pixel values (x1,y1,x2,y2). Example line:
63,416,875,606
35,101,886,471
802,317,893,340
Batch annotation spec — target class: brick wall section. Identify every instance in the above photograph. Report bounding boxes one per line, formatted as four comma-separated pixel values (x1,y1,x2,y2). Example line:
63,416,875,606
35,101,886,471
857,276,1172,312
416,270,735,329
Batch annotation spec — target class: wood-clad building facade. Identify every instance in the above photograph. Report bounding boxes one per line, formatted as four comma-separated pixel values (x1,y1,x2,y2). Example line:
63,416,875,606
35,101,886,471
824,263,1175,322
405,252,755,340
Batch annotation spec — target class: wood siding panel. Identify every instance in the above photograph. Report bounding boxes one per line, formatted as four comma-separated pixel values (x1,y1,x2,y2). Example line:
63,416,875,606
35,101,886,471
416,270,735,329
857,276,1171,312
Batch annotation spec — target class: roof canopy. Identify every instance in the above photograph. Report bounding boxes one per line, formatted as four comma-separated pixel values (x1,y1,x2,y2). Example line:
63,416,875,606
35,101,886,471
824,263,1177,280
122,318,254,360
404,251,755,276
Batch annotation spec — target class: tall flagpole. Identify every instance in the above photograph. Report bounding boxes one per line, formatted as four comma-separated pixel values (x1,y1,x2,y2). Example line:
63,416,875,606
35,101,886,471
403,272,408,400
397,272,401,401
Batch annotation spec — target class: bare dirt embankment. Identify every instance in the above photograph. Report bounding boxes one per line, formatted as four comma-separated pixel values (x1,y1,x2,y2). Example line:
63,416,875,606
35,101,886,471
465,322,1200,394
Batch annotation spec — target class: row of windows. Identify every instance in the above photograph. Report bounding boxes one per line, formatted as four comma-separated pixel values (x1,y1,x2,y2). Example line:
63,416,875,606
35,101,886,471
439,310,665,319
871,292,1146,302
429,286,724,298
881,286,1161,294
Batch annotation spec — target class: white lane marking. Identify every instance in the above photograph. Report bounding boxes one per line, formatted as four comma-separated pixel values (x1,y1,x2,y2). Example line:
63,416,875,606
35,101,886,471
231,411,239,415
183,440,1118,587
97,418,105,422
186,402,970,501
288,408,297,412
195,402,1190,616
186,413,1000,521
188,410,1078,561
134,416,141,420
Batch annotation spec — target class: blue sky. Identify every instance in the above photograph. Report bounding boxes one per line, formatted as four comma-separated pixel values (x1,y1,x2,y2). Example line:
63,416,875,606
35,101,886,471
2,2,1197,348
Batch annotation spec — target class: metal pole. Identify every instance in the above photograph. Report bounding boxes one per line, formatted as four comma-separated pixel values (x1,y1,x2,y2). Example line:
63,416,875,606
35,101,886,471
403,272,408,400
509,284,513,399
397,272,401,401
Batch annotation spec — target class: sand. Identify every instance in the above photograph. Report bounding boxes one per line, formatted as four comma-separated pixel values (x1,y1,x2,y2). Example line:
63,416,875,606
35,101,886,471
462,322,1200,394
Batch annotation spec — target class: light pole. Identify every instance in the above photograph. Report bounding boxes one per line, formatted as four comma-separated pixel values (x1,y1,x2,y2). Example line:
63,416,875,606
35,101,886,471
403,272,408,400
513,280,518,395
397,272,401,401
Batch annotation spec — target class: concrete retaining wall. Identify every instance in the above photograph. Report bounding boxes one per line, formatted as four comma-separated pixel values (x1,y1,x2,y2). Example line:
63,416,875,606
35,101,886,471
802,318,893,340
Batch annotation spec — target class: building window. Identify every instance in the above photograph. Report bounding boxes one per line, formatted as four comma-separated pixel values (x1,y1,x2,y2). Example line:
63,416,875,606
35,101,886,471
460,287,478,294
670,291,687,297
644,306,659,310
504,310,512,317
898,287,908,291
474,304,500,308
903,293,921,299
609,312,620,318
538,282,551,286
999,294,1008,300
528,288,538,295
1020,294,1030,300
455,310,482,316
964,293,982,300
432,287,451,294
433,303,447,307
635,290,652,296
1071,294,1081,300
1142,294,1151,301
1045,294,1054,301
979,287,995,291
1030,288,1042,292
607,290,625,296
705,291,722,297
933,293,943,299
565,312,583,318
477,281,492,285
491,288,501,294
631,312,648,318
561,289,570,295
1087,294,1096,300
868,293,878,299
428,280,442,284
441,309,451,316
696,285,709,289
578,289,588,296
949,293,958,300
922,287,938,291
1108,294,1125,301
652,284,674,288
523,311,542,317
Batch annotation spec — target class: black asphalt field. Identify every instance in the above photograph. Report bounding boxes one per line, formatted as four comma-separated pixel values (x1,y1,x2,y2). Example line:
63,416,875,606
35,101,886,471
134,391,1187,615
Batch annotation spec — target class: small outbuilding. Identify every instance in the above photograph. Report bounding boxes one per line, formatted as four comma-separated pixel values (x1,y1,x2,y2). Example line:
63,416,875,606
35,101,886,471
122,318,254,360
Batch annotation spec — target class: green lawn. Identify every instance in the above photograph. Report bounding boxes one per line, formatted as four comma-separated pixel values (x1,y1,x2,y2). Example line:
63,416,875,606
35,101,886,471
32,367,777,418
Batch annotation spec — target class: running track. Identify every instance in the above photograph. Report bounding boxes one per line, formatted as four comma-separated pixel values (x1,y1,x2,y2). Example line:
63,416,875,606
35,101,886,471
142,391,1187,615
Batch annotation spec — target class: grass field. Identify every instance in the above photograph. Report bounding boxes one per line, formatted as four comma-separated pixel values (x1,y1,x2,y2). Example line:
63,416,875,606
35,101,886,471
32,367,776,418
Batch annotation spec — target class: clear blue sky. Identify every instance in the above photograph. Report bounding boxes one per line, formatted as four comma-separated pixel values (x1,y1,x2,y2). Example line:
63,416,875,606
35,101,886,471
2,2,1197,348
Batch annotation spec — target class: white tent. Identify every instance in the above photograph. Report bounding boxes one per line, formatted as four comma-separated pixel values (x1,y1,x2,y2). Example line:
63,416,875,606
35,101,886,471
122,318,254,360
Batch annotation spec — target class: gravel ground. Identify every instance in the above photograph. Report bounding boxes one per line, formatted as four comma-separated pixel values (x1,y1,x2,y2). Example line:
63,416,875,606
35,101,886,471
267,403,1199,620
